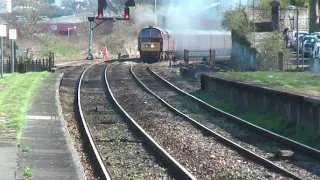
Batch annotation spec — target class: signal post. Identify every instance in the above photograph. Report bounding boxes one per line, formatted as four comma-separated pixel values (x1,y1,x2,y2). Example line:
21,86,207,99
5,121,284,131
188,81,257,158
87,0,135,60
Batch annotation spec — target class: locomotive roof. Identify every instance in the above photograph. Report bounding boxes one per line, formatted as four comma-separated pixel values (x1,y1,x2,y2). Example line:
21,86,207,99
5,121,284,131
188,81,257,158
141,26,167,32
166,29,231,35
142,26,230,35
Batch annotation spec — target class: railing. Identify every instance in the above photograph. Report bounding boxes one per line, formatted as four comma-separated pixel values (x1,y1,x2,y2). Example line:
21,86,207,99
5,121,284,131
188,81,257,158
3,51,55,73
183,49,231,68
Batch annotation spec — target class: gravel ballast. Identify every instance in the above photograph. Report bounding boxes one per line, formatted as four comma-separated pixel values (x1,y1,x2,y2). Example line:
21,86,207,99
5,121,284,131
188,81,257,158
107,62,290,180
80,63,173,179
148,65,320,180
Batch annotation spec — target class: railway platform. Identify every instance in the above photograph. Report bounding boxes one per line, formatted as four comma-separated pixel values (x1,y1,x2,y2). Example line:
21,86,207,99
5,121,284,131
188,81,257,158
13,73,85,180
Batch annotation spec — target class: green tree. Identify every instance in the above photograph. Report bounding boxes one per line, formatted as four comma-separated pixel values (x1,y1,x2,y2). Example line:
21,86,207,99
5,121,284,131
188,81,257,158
221,8,253,37
258,0,308,8
5,0,53,37
309,0,319,32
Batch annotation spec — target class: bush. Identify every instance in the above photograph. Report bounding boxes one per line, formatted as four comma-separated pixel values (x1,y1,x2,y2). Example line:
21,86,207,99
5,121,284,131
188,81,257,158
221,8,253,38
256,31,291,70
104,21,140,55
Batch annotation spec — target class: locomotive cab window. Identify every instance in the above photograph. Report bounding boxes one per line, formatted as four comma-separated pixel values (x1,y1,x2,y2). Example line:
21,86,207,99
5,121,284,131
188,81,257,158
139,29,161,37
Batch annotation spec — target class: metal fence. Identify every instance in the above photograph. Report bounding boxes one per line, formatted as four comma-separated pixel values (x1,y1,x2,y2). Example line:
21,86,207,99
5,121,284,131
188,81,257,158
183,48,231,68
3,51,55,73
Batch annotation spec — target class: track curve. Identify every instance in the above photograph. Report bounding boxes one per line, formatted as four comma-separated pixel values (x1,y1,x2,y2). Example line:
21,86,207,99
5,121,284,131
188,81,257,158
131,64,302,180
78,64,112,180
105,62,196,180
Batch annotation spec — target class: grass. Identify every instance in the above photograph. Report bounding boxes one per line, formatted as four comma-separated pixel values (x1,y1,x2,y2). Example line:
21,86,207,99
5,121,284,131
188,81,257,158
212,71,320,96
0,72,48,142
22,146,31,153
40,35,83,59
191,91,320,149
23,167,33,178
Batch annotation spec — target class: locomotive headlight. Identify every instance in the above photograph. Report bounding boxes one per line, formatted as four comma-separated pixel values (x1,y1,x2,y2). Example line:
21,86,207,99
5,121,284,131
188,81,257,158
151,44,156,48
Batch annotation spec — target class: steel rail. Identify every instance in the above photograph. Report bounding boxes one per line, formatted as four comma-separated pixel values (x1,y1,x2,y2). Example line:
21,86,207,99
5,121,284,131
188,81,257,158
104,62,196,180
77,64,112,180
131,65,302,180
148,66,320,161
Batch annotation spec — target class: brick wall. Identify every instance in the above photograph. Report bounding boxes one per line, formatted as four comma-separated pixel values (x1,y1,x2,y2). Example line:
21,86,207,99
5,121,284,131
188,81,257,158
245,7,309,31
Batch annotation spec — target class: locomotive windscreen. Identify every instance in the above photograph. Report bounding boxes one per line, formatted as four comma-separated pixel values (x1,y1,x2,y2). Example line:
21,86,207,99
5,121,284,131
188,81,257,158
139,28,161,37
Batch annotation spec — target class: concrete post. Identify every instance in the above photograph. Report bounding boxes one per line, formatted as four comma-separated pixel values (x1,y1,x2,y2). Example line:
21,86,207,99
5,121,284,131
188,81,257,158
11,40,14,73
87,17,94,60
210,49,216,67
184,49,189,65
0,37,3,78
278,51,284,71
270,0,281,30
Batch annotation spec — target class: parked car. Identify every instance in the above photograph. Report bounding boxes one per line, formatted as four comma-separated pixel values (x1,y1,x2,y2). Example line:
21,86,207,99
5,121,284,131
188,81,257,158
299,35,318,54
284,5,296,10
312,42,320,58
290,30,308,48
302,41,313,57
310,32,320,39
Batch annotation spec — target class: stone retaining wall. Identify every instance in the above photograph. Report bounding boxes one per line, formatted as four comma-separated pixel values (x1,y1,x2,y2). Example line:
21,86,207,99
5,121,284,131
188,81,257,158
180,67,320,133
200,74,320,133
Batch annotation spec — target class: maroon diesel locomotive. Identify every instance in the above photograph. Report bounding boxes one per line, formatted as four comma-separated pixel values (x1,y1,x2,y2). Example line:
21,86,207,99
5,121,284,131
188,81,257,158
138,26,231,63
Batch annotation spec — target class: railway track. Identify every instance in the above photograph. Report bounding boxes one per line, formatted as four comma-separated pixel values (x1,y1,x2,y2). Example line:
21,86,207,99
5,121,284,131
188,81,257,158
59,62,102,179
68,59,319,179
138,64,320,179
106,61,300,179
77,61,190,179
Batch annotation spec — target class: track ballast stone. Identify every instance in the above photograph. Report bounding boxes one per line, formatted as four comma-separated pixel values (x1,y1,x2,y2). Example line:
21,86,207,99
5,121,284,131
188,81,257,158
107,62,290,180
149,65,320,180
80,63,173,180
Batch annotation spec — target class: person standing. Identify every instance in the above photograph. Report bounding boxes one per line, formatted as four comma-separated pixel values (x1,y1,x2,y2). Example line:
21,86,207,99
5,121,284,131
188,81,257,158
103,46,108,59
283,27,289,47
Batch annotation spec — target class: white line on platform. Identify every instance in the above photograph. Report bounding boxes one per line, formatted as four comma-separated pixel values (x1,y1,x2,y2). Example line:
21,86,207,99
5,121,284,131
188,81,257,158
26,115,58,120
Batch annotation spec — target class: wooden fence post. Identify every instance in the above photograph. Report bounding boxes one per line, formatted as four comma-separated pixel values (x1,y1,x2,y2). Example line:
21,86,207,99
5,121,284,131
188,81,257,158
32,60,35,72
52,51,55,67
14,58,17,72
210,49,216,67
7,59,9,73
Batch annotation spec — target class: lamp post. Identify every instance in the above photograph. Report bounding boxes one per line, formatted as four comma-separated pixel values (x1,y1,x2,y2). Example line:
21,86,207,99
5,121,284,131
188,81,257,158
0,24,7,78
154,0,157,26
9,29,17,73
68,26,76,37
253,0,255,45
296,6,299,68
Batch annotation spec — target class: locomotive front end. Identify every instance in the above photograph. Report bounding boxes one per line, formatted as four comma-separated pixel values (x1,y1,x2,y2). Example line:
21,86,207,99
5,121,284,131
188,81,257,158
138,26,164,63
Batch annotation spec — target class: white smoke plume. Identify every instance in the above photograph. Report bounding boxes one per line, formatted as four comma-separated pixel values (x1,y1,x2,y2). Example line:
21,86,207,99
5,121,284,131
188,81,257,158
101,0,253,30
132,0,248,30
55,0,62,6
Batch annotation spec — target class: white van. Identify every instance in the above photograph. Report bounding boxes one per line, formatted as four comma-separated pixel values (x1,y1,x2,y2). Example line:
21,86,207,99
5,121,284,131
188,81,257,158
312,42,320,59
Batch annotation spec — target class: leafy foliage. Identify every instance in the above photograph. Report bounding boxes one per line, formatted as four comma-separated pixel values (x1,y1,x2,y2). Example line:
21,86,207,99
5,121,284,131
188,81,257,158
104,21,139,55
221,8,253,38
256,31,291,70
22,146,31,153
24,167,33,178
